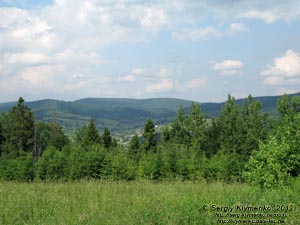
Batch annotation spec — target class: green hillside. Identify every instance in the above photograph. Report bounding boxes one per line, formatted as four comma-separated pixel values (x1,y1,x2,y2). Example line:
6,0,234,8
0,98,193,134
200,92,300,118
0,93,299,134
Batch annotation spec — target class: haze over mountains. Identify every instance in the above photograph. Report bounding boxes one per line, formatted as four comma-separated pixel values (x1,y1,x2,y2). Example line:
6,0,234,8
0,92,299,134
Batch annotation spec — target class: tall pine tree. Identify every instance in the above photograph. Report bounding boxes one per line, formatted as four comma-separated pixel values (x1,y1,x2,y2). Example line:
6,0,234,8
128,134,140,161
82,118,101,146
102,127,112,149
142,118,157,152
170,105,191,145
2,97,35,157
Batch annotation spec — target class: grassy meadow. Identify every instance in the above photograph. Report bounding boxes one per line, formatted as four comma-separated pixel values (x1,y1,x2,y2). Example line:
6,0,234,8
0,180,299,225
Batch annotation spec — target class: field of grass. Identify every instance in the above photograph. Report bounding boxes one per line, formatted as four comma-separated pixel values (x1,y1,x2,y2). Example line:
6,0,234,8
0,180,299,225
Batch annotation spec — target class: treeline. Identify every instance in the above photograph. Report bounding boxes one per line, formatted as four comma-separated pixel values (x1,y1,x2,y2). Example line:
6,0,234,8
0,95,300,187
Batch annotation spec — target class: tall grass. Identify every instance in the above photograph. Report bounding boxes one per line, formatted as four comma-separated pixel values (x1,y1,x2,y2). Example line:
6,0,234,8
0,180,299,225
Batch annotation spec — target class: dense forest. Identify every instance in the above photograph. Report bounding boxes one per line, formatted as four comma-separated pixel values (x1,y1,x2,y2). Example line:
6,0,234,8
0,94,299,188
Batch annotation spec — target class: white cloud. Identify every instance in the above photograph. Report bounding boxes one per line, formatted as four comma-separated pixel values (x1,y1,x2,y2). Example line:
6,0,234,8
72,74,84,79
261,50,300,86
1,1,300,101
158,66,171,78
4,52,50,65
20,65,61,88
242,10,277,23
186,77,207,89
0,64,66,99
275,88,299,95
213,60,244,75
172,26,220,41
117,67,145,82
139,7,168,29
261,50,300,77
132,68,144,75
54,50,103,64
145,79,174,93
239,4,300,24
0,7,28,28
173,22,248,42
263,76,283,86
228,22,248,33
118,75,135,82
213,60,244,70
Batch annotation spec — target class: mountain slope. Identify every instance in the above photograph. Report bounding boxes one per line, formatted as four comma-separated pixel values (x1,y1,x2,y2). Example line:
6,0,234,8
0,93,299,134
200,92,299,118
0,98,193,133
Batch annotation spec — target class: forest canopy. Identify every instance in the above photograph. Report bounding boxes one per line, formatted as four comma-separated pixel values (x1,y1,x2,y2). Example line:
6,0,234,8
0,94,299,188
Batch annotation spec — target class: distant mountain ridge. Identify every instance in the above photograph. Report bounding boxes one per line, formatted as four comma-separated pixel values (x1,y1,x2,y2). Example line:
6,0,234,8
0,98,193,133
0,92,299,134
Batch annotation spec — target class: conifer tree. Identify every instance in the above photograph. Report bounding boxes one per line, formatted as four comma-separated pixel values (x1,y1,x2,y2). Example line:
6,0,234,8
128,134,140,161
218,94,243,154
188,103,206,149
2,97,35,157
82,118,101,146
102,127,112,149
240,95,268,157
142,118,157,152
202,119,221,157
170,105,190,145
161,126,171,144
0,116,3,155
129,134,140,152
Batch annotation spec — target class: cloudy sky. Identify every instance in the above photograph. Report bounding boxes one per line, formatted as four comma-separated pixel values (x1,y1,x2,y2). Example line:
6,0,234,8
0,0,300,103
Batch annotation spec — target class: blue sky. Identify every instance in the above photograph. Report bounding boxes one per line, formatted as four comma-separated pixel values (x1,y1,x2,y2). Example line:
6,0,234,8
0,0,300,102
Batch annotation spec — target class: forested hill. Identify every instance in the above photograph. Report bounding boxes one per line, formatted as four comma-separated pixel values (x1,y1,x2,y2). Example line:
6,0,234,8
0,92,299,133
0,98,193,133
200,92,300,118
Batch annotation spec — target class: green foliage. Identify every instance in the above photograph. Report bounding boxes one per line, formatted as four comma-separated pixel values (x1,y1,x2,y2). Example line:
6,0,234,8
277,94,291,116
1,94,298,135
142,118,157,152
204,151,244,182
102,149,136,180
35,121,69,158
245,113,300,187
1,97,35,157
102,127,112,149
0,94,300,185
67,145,97,179
218,95,242,154
0,115,4,155
36,146,67,180
188,103,205,140
137,153,160,179
209,95,269,181
292,95,300,112
161,125,171,144
239,95,268,157
165,102,207,150
82,118,101,146
170,105,191,145
48,123,70,150
201,119,220,157
0,152,34,181
128,134,141,161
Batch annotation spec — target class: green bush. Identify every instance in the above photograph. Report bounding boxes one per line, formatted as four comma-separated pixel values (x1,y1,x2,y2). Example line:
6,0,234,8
0,153,34,181
245,114,300,187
